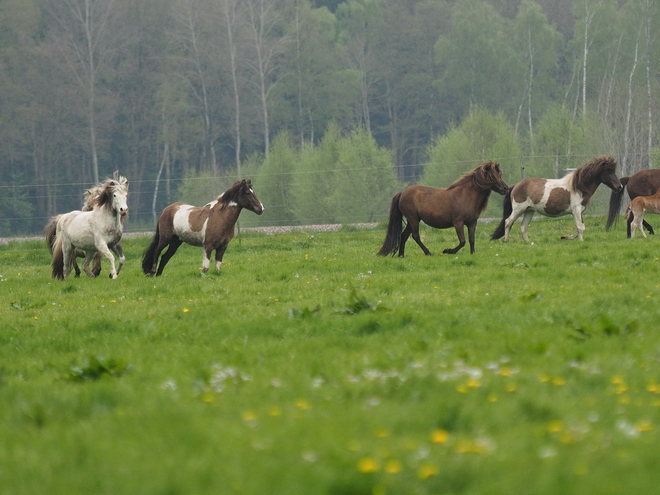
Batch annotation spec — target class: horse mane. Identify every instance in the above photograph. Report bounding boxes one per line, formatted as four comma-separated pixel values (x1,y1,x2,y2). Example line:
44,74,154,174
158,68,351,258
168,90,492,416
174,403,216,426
91,179,121,210
84,173,128,211
571,155,616,196
217,180,249,208
447,161,500,191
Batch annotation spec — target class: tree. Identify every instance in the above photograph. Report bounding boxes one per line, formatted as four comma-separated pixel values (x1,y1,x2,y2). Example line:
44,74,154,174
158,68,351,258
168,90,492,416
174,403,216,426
512,1,562,152
46,0,124,184
330,127,398,224
423,108,521,189
243,0,291,157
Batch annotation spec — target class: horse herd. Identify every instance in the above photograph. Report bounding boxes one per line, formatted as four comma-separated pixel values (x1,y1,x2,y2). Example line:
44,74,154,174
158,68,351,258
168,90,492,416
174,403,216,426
44,156,660,280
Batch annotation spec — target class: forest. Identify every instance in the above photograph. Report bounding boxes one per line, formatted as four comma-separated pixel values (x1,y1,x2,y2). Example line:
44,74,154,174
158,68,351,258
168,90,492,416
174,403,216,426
0,0,658,234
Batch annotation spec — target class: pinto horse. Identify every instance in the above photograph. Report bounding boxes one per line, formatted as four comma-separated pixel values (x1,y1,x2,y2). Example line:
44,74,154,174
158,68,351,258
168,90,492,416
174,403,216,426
51,178,129,280
142,179,264,276
45,174,128,277
606,169,660,237
624,189,660,238
377,161,508,257
491,155,622,243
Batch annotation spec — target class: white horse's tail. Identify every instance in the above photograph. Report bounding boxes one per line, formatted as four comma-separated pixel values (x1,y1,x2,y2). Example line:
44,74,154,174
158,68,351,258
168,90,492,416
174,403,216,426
51,233,68,280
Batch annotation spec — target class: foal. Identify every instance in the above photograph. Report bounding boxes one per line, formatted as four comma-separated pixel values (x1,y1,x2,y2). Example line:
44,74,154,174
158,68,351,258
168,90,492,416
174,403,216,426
625,190,660,238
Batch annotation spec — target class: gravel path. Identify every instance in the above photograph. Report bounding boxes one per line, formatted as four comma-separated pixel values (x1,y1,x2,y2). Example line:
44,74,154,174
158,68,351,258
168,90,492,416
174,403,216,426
0,223,380,245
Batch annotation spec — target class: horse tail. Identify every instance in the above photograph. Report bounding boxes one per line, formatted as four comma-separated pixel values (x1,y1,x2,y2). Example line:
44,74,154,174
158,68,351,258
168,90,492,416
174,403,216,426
491,187,513,240
142,223,160,274
43,215,60,253
624,201,633,222
377,193,403,256
51,233,66,280
606,176,629,231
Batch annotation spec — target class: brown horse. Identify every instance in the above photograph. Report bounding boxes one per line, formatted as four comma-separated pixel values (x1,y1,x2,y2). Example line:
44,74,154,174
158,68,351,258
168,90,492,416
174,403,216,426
607,169,660,237
142,179,264,276
377,161,508,257
624,189,660,238
491,155,622,243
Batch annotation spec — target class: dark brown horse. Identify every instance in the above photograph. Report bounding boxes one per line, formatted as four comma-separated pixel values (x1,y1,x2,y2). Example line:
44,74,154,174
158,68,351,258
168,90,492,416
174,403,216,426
491,155,622,242
142,179,264,276
606,169,660,237
377,161,508,257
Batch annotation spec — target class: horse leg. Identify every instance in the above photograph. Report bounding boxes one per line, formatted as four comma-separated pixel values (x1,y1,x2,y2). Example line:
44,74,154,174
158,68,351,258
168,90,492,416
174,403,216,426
111,243,125,274
95,243,117,279
81,252,97,278
444,223,466,254
503,209,525,242
62,242,74,280
214,245,228,271
156,238,183,276
398,223,413,257
516,211,534,243
467,222,477,254
409,219,432,256
632,213,646,238
73,249,83,277
91,251,103,277
643,219,654,235
562,209,585,240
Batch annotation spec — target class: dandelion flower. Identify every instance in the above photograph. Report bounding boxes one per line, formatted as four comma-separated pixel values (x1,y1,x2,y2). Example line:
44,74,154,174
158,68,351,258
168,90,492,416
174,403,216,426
552,377,566,386
430,429,449,444
385,459,402,474
183,308,190,313
636,420,654,432
548,420,563,433
268,406,282,417
357,457,379,473
295,398,310,410
417,463,438,480
242,410,257,422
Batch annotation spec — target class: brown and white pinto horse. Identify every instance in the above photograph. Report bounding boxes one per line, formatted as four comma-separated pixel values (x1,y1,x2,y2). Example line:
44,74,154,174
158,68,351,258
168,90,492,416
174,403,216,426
377,161,508,257
142,179,264,276
491,156,622,243
607,169,660,237
624,189,660,238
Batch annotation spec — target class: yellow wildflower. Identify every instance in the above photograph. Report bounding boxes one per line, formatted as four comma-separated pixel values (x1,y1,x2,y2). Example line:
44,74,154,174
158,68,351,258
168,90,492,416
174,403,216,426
417,463,438,480
430,429,449,444
357,457,379,473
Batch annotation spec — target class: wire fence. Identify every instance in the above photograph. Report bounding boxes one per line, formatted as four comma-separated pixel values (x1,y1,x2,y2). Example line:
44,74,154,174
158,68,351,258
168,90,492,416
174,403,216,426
0,154,631,237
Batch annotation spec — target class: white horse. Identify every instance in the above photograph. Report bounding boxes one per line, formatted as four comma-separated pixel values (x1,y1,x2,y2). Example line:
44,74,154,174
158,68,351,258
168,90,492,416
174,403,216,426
45,173,129,277
51,178,129,280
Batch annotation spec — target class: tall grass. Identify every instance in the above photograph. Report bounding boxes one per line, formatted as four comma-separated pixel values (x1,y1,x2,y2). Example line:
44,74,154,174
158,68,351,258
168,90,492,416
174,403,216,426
1,217,659,494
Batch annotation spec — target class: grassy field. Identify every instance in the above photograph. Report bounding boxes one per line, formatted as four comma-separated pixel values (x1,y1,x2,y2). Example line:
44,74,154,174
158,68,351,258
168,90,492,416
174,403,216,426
1,216,660,494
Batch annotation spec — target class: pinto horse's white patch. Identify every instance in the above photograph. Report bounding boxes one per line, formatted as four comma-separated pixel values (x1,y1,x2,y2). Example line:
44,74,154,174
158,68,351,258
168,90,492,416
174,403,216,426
173,205,206,247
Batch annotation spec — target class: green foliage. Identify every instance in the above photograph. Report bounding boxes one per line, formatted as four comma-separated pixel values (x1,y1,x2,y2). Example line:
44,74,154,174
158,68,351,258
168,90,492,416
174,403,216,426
330,128,397,223
423,107,521,189
68,355,132,382
175,170,236,206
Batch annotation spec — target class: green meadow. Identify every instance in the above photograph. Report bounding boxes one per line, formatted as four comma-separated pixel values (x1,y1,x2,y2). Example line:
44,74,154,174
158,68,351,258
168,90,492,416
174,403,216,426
1,217,660,494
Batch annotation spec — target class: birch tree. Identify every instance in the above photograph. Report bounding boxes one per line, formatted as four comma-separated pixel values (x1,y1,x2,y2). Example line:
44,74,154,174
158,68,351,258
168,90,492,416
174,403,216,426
46,0,123,184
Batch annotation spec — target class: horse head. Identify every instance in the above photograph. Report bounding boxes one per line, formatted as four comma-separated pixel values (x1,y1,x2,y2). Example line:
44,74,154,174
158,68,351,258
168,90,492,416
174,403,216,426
574,155,622,195
481,161,509,195
94,179,129,218
237,179,264,215
599,156,623,192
